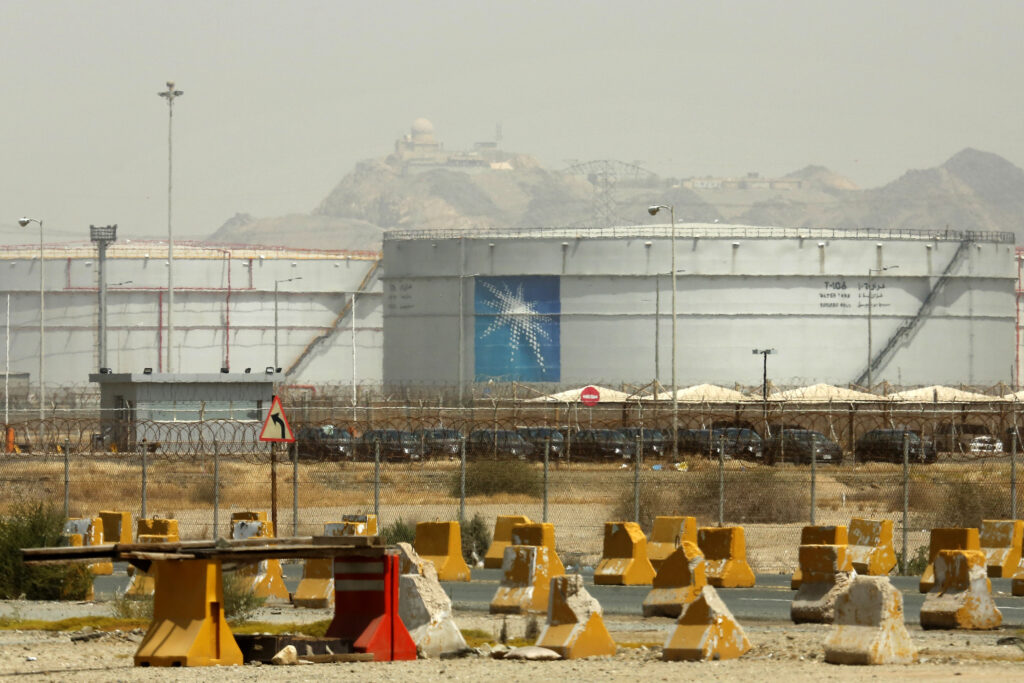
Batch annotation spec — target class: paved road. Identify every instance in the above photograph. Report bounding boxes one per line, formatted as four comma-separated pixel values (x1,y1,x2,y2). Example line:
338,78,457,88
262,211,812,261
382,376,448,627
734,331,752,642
94,564,1024,626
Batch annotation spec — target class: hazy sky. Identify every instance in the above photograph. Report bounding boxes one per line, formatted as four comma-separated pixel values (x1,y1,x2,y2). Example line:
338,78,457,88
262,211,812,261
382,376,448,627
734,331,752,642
2,0,1022,245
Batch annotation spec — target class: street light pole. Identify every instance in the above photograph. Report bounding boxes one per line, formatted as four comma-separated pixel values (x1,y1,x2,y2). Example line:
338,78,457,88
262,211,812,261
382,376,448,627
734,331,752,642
274,276,302,372
158,82,183,373
18,218,44,447
866,265,898,390
648,205,677,458
752,348,776,438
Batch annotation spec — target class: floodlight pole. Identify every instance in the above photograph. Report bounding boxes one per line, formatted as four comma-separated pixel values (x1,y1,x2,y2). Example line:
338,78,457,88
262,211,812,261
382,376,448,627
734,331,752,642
158,82,183,372
753,348,776,438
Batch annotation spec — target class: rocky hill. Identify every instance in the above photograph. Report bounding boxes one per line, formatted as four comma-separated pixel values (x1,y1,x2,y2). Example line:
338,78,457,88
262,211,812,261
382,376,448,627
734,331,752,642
209,147,1024,250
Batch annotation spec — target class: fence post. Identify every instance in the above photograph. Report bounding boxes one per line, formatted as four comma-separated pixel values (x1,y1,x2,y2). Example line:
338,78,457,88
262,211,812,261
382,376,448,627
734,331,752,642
271,444,278,536
718,434,725,527
140,440,148,520
810,443,816,526
292,440,299,536
459,436,466,523
633,434,641,524
543,437,549,523
901,432,909,575
213,440,220,539
1012,431,1018,520
63,439,70,518
374,440,381,519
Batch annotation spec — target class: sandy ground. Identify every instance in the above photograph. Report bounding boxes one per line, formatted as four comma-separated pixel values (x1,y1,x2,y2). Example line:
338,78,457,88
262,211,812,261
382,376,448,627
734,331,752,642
1,600,1022,681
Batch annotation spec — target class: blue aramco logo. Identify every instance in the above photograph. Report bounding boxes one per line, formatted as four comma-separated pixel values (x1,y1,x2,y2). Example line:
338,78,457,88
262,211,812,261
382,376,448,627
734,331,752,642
474,276,560,382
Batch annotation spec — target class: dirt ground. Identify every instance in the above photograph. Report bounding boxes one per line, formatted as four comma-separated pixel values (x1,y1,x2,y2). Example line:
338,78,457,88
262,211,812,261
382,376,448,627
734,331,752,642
0,601,1022,681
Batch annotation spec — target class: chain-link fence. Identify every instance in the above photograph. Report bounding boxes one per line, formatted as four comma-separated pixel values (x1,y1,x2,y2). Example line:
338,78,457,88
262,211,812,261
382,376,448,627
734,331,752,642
2,400,1021,573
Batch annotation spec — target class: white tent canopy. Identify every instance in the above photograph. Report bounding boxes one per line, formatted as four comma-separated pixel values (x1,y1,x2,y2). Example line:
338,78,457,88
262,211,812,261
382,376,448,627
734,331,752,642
766,383,881,402
652,383,751,402
527,385,637,403
890,385,1004,402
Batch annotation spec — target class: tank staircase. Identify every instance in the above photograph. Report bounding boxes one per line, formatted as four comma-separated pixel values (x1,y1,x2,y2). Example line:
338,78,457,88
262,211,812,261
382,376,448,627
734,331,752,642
285,257,381,378
855,239,971,387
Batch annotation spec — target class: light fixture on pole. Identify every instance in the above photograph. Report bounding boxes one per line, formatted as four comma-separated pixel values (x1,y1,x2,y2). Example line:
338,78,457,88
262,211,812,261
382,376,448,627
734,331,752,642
457,271,480,407
158,81,183,373
866,265,898,390
752,348,776,438
274,276,302,373
89,225,118,371
648,204,678,459
18,217,45,447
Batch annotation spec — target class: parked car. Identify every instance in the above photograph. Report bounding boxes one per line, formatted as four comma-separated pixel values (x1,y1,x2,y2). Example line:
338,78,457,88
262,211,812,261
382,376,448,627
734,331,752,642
764,429,842,465
571,429,635,461
467,429,534,459
515,427,565,459
854,429,937,463
934,423,995,453
711,427,763,460
295,424,353,460
677,429,714,457
618,428,667,459
413,428,463,459
968,435,1003,454
356,429,423,462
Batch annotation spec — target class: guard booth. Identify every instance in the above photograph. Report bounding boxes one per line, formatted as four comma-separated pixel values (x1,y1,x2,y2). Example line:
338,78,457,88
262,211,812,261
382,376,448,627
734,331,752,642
89,372,276,454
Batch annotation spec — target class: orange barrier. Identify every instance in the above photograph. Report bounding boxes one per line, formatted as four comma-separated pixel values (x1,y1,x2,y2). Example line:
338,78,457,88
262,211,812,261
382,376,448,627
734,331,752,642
847,518,896,576
489,545,555,614
511,522,566,576
979,519,1024,578
698,527,755,588
662,586,751,661
595,522,656,585
484,515,532,569
920,528,980,593
791,545,854,624
5,426,14,454
790,525,848,589
230,512,289,601
824,576,918,665
536,574,616,659
647,516,698,572
414,521,471,582
642,541,706,617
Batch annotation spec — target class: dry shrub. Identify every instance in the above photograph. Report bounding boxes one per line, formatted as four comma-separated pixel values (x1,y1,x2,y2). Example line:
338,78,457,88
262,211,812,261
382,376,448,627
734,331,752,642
613,482,681,529
915,477,1009,528
454,460,542,499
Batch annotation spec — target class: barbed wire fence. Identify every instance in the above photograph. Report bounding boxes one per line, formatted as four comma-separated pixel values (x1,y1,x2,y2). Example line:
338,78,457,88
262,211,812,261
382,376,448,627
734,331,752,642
0,400,1020,573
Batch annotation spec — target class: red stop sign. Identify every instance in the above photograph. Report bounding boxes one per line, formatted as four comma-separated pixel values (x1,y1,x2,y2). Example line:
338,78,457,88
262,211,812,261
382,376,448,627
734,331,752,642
580,385,600,407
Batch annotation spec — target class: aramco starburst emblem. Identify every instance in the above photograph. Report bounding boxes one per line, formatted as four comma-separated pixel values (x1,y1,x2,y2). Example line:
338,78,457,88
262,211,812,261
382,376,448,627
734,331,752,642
478,280,554,371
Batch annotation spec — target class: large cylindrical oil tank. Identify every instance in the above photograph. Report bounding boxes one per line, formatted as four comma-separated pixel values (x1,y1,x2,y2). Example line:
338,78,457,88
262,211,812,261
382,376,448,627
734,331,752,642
381,225,1016,389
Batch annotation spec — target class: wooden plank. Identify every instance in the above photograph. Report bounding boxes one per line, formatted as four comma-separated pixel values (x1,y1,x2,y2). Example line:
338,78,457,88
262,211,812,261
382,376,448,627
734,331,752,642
22,539,387,564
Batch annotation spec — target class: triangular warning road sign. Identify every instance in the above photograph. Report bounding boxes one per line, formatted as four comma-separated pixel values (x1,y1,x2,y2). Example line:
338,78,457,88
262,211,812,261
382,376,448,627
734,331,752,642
259,395,295,443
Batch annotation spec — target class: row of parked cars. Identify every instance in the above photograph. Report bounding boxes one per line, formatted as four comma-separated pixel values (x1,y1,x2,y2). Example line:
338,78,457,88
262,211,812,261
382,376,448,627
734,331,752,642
295,424,958,464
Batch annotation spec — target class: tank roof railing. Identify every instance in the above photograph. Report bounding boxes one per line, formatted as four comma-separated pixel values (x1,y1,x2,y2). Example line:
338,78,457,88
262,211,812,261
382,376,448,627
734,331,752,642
384,224,1015,244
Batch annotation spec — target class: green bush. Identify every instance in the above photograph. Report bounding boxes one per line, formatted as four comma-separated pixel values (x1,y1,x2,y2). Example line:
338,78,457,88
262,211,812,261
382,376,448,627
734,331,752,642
0,500,93,600
895,544,929,576
453,460,542,498
380,517,417,545
222,571,265,623
460,513,492,564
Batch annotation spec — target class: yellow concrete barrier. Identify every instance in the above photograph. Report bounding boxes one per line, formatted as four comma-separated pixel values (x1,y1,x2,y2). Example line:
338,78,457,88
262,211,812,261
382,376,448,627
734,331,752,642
847,518,897,576
791,544,854,624
647,516,698,572
536,574,616,659
662,585,751,661
791,525,848,589
920,549,1002,630
125,518,180,598
64,516,112,580
134,559,243,667
230,512,289,601
824,576,917,665
490,545,555,614
698,527,755,588
99,510,132,544
642,541,706,617
594,522,656,585
293,516,379,609
979,519,1024,578
414,521,471,582
920,527,981,593
484,515,533,569
511,522,566,576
